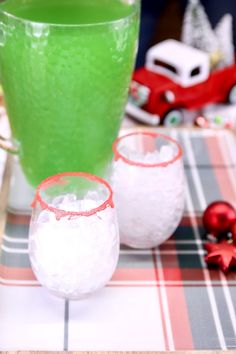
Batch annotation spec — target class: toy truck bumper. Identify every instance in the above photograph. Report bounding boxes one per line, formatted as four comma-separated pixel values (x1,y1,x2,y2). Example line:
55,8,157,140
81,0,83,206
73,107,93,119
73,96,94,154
125,102,160,126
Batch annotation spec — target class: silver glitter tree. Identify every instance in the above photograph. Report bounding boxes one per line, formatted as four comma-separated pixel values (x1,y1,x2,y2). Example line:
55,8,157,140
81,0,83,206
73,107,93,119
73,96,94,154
181,0,219,56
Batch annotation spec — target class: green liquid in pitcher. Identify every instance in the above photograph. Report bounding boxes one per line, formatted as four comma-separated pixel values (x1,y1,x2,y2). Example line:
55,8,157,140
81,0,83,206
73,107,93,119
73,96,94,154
0,0,139,186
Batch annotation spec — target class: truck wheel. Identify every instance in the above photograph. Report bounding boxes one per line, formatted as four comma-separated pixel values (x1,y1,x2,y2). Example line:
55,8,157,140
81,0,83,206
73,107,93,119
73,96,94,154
228,85,236,104
163,109,183,126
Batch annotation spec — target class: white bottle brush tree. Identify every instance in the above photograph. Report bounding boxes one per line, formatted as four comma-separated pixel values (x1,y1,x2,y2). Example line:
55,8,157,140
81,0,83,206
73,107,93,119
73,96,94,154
181,0,234,69
215,14,234,68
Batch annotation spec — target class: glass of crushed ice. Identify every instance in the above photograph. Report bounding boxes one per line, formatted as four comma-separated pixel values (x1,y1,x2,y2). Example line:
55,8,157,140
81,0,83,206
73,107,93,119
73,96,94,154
29,172,119,300
112,131,185,249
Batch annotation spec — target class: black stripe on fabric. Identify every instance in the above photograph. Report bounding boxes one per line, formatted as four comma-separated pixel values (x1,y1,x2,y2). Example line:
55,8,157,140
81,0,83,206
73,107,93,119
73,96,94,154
173,225,197,241
118,253,154,268
63,300,69,351
190,135,223,205
177,133,202,213
212,287,236,349
184,287,221,350
0,250,31,268
5,223,29,239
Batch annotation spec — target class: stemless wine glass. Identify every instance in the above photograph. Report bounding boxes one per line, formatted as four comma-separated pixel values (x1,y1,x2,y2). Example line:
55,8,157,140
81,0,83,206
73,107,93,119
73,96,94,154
29,172,119,300
112,132,185,249
0,0,140,187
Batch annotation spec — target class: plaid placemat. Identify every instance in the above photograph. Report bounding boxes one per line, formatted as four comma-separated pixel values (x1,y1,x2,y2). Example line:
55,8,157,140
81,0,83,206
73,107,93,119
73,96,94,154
0,128,236,351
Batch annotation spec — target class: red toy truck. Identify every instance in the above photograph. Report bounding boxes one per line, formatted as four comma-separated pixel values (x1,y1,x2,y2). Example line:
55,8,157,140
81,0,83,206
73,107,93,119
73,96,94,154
126,40,236,126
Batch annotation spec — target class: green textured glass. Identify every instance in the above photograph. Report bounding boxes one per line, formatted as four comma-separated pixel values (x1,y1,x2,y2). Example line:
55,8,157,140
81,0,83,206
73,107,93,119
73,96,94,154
0,0,140,187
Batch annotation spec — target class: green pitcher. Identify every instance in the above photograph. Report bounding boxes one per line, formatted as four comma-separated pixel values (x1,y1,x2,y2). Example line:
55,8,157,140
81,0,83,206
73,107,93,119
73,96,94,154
0,0,140,187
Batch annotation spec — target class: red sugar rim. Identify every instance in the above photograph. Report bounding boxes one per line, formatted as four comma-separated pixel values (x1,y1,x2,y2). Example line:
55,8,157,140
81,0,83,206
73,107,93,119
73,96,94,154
32,172,114,219
113,131,183,168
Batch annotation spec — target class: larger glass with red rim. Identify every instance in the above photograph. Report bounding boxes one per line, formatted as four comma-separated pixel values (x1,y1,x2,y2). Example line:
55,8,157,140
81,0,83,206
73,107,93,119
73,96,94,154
29,172,119,300
111,131,185,249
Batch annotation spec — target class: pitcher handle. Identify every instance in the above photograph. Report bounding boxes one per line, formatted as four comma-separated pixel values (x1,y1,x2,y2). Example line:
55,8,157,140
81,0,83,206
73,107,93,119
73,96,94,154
0,134,19,154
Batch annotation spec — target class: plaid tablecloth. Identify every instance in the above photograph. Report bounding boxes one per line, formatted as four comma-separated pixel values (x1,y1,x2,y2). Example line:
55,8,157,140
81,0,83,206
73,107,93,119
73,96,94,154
0,128,236,351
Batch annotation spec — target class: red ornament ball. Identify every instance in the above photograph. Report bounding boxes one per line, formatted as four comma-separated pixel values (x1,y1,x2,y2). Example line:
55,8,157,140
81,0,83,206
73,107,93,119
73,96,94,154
230,219,236,244
203,201,236,238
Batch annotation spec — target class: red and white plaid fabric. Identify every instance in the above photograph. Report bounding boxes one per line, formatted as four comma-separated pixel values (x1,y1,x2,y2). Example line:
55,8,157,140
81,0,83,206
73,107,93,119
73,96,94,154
0,127,236,351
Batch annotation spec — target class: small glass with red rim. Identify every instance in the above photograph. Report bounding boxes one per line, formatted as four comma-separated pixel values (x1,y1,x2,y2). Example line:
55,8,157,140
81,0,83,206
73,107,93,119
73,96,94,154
112,131,185,249
29,172,119,300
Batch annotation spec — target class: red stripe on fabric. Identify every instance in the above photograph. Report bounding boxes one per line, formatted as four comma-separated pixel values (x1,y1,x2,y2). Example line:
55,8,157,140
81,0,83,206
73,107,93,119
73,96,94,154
0,265,216,284
0,265,162,283
208,267,236,286
112,268,156,281
140,131,171,350
163,286,193,349
225,271,236,282
181,268,206,282
181,215,202,226
1,282,235,288
159,243,177,251
7,212,31,225
159,241,182,272
205,135,236,203
0,282,39,287
222,132,236,189
0,265,36,280
141,132,157,153
160,244,194,350
107,283,236,287
152,250,169,350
